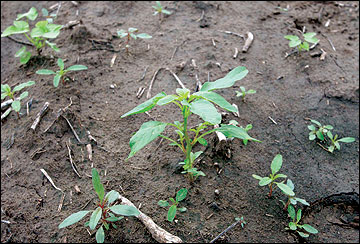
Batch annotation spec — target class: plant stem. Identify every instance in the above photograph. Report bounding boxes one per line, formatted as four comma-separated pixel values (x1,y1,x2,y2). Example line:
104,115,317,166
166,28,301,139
182,106,193,182
284,198,290,210
23,33,37,47
268,183,273,197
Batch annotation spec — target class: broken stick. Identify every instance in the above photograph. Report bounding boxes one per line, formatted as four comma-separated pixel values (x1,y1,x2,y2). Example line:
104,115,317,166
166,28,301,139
31,102,50,131
118,193,182,243
242,32,254,53
61,115,82,144
167,68,186,89
66,140,81,178
146,68,162,99
40,168,62,192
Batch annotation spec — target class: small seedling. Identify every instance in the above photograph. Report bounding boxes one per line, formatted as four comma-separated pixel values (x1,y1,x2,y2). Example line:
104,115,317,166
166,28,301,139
121,66,261,183
235,86,256,102
1,81,35,119
284,32,319,53
252,154,294,197
285,205,318,238
41,7,58,23
158,188,187,222
279,179,309,211
308,119,333,141
152,1,171,21
326,131,355,153
59,168,140,243
36,58,87,87
1,7,62,64
228,120,253,146
117,28,152,54
235,216,247,228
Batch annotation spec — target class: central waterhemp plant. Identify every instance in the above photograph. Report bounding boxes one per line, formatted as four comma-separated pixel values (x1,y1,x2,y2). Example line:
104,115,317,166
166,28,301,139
121,66,260,182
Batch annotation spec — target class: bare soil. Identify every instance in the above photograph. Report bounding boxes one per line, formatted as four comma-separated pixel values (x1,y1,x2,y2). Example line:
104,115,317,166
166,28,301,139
1,1,359,243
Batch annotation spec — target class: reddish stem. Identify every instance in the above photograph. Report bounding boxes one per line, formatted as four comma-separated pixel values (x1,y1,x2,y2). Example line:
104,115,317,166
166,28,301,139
268,184,273,197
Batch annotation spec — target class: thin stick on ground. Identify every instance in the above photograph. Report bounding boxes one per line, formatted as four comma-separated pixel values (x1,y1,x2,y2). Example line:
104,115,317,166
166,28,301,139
242,32,254,53
65,140,82,178
118,193,183,243
43,97,72,133
31,102,50,131
40,168,63,192
210,218,242,243
6,36,33,46
58,192,66,212
61,115,82,144
146,68,163,99
217,30,245,39
321,33,336,51
167,68,186,89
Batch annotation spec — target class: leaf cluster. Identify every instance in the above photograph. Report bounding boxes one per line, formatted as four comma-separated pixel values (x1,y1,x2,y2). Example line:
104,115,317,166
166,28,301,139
235,86,256,102
158,188,187,222
59,168,140,243
36,58,88,87
152,1,172,16
285,205,318,238
284,32,319,52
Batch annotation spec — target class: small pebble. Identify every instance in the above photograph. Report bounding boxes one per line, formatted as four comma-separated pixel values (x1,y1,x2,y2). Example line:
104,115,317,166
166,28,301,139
110,84,115,89
214,189,220,196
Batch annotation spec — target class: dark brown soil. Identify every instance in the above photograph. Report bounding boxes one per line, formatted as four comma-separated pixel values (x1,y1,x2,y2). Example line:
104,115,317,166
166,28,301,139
1,1,359,243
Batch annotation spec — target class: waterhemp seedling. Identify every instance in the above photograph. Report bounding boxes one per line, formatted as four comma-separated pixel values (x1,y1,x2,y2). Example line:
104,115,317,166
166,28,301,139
117,28,152,54
121,66,261,182
1,7,62,64
326,131,355,153
1,81,35,119
284,32,319,53
308,119,333,141
36,58,88,87
252,154,294,197
235,86,256,102
279,179,309,211
158,188,187,222
152,1,172,21
285,205,318,238
59,168,140,243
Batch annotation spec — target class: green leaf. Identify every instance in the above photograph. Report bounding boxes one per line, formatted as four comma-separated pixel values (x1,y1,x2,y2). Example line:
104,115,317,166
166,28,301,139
1,93,7,100
284,35,299,41
103,221,109,230
45,40,60,52
15,46,27,57
59,210,90,229
127,121,167,159
106,216,123,222
130,33,137,40
286,179,295,191
311,120,322,127
289,222,297,230
169,198,176,204
252,174,263,181
11,100,21,112
57,58,64,70
297,231,309,238
117,30,128,38
259,177,272,186
276,182,295,196
158,200,170,207
13,80,35,92
121,92,166,118
42,8,49,17
294,197,309,206
104,190,120,205
337,137,355,143
157,95,178,105
302,42,310,51
110,205,140,216
334,142,340,150
308,125,316,131
192,91,238,112
176,188,187,202
162,9,171,15
19,51,32,64
36,69,56,75
19,91,28,100
288,205,296,221
136,33,152,39
316,130,325,140
216,124,261,142
324,125,333,130
273,173,287,180
53,74,61,87
247,89,256,94
326,131,333,140
1,84,11,93
296,209,302,223
128,27,138,33
301,224,318,234
309,134,316,140
189,99,221,125
92,168,105,202
271,154,282,175
197,138,208,146
96,226,105,243
176,88,190,99
16,7,38,21
1,21,29,37
66,65,88,71
89,207,102,230
200,66,248,92
178,207,187,212
289,39,302,48
328,145,334,153
167,205,177,222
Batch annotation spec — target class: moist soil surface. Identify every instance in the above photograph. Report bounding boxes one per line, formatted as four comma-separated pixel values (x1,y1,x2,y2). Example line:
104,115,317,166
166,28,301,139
1,1,359,243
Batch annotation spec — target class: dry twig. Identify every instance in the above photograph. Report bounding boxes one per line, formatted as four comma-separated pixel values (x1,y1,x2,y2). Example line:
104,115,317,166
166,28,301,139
61,115,82,143
146,68,163,98
66,140,81,178
31,102,50,131
40,168,62,192
167,68,186,89
242,32,254,53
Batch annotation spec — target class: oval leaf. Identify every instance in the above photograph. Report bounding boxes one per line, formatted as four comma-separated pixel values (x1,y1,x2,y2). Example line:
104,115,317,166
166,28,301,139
89,207,102,230
301,224,318,234
252,174,263,181
57,58,64,70
105,190,120,205
16,7,38,21
36,69,56,75
136,33,152,39
167,205,177,222
59,210,90,229
337,137,355,143
158,200,169,207
288,205,296,221
92,168,105,202
216,124,261,142
259,177,272,186
296,209,302,223
157,95,178,105
53,74,61,88
289,222,297,230
19,91,28,100
271,154,282,175
110,205,140,216
13,81,35,92
96,226,105,243
176,188,187,202
197,138,208,146
297,231,309,238
276,182,295,196
189,99,221,125
127,121,167,159
11,100,21,112
286,179,295,191
121,92,166,118
192,91,238,112
66,65,88,71
294,197,309,206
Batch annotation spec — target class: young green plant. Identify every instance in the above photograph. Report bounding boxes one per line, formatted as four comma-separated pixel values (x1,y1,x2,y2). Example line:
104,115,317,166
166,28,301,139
308,119,333,141
121,66,261,182
235,86,256,102
1,7,62,64
279,179,309,211
285,205,318,238
36,58,87,87
59,168,140,243
1,81,35,119
284,32,319,53
158,188,187,222
228,120,252,146
152,1,172,21
117,28,152,54
252,154,294,197
326,131,355,153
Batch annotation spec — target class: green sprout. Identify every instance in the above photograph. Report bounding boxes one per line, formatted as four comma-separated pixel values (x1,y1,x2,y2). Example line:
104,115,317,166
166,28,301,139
285,205,318,238
279,179,309,211
36,58,88,87
59,168,140,243
158,188,187,222
235,216,247,228
326,131,355,153
228,120,253,146
252,154,294,197
121,66,261,183
152,1,172,21
41,7,58,24
284,32,319,53
308,119,333,141
1,7,62,64
117,28,152,54
235,86,256,102
1,81,35,119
